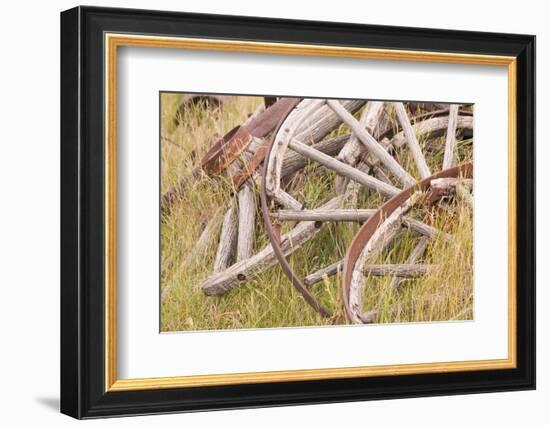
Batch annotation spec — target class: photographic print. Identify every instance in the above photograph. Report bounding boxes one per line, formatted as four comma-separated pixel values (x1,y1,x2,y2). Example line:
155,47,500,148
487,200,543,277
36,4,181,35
61,9,535,417
160,94,474,332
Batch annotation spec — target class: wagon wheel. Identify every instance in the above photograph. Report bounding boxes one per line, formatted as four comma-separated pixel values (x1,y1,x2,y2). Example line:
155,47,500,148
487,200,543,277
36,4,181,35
341,164,473,324
259,99,474,320
199,98,365,296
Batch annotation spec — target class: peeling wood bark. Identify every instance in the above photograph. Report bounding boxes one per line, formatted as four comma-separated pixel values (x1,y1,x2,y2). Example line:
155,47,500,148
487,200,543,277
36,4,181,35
326,99,415,187
201,196,342,295
442,104,460,170
393,102,431,179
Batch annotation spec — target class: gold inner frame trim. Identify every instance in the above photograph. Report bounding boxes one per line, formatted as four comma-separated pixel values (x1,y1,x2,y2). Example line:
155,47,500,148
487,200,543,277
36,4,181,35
104,33,517,392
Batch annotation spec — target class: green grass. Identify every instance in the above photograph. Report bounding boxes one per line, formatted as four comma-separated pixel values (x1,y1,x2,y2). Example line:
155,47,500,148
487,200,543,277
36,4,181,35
160,94,473,332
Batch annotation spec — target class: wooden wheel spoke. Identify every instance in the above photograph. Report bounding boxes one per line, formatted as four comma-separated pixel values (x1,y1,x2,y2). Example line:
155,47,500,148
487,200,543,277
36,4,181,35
179,95,474,325
442,104,460,170
270,208,451,242
326,99,416,186
347,192,423,323
287,138,399,198
393,102,432,179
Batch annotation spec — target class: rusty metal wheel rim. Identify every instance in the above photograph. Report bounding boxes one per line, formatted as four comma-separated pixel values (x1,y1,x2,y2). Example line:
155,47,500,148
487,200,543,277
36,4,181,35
260,101,332,317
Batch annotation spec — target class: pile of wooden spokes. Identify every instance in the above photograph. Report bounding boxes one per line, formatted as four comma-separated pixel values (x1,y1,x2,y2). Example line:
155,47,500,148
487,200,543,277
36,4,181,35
164,97,474,324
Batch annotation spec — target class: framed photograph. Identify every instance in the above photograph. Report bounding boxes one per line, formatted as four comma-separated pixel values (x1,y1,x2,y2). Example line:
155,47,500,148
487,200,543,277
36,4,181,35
60,6,535,419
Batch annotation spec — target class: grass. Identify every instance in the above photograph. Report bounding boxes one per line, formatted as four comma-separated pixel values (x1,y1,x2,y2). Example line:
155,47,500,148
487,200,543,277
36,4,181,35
160,93,473,332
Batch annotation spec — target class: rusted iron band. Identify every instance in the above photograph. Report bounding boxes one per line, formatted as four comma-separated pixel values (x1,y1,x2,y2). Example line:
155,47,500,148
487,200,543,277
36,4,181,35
341,163,473,323
260,100,331,318
201,125,253,175
201,97,300,177
232,142,269,188
163,97,300,211
232,98,301,188
246,97,300,137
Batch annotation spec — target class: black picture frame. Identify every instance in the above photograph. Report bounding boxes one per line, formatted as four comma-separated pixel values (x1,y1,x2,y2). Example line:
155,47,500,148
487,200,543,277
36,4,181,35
61,5,535,419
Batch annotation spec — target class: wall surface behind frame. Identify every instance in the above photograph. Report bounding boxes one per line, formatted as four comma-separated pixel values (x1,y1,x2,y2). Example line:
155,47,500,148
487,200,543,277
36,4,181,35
0,0,544,424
